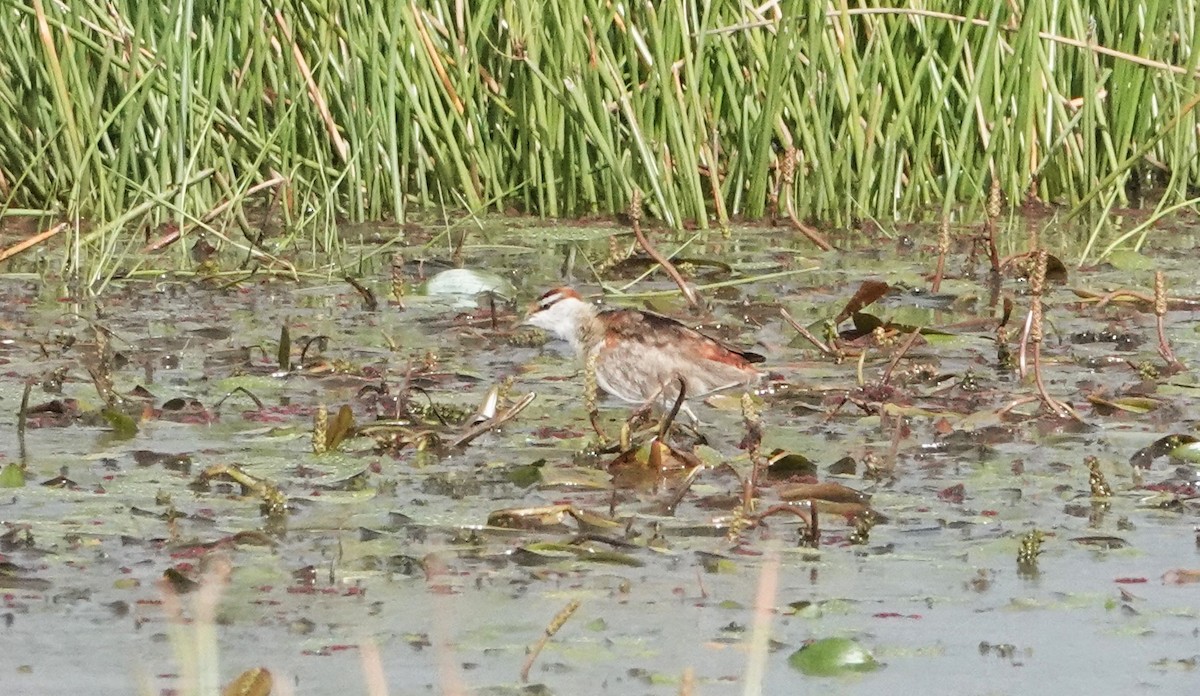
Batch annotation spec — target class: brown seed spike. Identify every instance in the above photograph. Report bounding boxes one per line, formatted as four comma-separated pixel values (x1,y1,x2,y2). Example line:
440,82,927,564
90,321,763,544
987,177,1002,221
1030,249,1047,298
1154,270,1167,318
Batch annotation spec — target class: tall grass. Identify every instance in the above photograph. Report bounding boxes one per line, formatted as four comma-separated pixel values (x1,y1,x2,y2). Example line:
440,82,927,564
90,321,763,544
1,1,1197,283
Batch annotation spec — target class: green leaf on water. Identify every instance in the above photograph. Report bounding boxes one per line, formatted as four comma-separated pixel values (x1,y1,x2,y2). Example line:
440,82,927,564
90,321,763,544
506,460,545,487
1169,439,1200,464
787,601,825,619
788,637,880,677
696,551,739,574
101,408,138,439
0,463,26,488
572,548,644,567
1105,249,1155,272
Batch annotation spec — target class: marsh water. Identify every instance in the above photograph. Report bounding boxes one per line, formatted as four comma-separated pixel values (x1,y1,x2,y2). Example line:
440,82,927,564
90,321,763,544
3,217,1200,695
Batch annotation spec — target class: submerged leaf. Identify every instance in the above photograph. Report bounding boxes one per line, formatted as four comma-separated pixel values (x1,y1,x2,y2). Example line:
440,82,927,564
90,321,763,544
565,507,624,534
1169,440,1200,464
511,544,579,565
570,547,643,566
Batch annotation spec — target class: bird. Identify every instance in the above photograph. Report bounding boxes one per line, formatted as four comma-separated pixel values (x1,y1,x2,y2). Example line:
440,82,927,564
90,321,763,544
523,287,763,420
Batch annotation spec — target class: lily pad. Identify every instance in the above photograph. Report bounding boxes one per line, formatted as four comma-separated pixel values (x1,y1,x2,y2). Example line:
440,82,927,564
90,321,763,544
788,637,881,676
1105,249,1156,272
0,463,26,488
422,268,515,301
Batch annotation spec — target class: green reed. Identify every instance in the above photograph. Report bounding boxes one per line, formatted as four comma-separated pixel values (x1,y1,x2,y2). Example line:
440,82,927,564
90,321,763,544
0,1,1196,284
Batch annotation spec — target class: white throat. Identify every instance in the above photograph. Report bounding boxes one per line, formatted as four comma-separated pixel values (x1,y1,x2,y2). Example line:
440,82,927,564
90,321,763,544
524,293,597,356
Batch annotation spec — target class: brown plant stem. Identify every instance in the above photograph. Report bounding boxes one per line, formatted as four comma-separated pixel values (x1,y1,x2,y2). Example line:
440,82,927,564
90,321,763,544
450,392,536,448
1027,249,1078,420
741,392,764,513
1017,297,1034,379
1030,307,1075,419
520,599,582,683
780,307,834,355
629,189,699,308
931,217,949,292
881,327,923,384
0,222,66,264
886,413,905,472
755,502,819,547
985,177,1002,274
781,149,834,251
1155,271,1185,372
664,464,704,516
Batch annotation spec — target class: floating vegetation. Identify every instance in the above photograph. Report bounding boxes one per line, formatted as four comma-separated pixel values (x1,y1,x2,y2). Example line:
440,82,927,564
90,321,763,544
1017,529,1047,572
3,220,1200,693
1087,456,1114,499
195,464,288,521
788,637,881,677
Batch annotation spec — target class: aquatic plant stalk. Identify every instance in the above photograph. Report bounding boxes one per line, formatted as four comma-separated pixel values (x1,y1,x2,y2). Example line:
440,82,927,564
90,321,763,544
520,599,581,683
629,189,699,308
1154,271,1185,372
1028,250,1074,419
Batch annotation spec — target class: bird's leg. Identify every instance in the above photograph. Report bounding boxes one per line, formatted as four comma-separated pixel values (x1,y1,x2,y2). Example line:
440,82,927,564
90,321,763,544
656,377,688,440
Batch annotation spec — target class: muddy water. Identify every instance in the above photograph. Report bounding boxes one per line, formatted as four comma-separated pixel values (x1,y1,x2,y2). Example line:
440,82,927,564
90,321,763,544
2,220,1200,694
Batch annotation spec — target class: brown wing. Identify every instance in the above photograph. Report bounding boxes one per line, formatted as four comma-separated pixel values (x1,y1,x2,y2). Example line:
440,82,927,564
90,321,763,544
599,308,763,368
